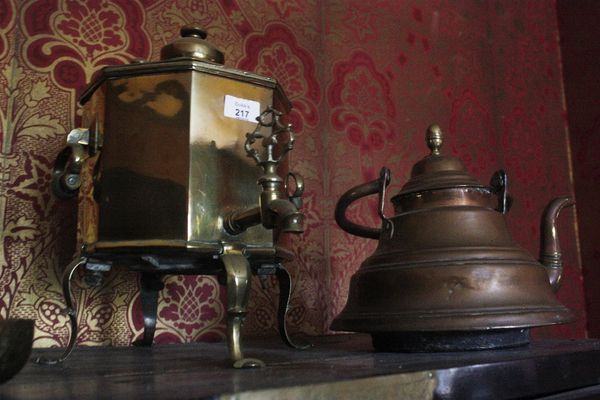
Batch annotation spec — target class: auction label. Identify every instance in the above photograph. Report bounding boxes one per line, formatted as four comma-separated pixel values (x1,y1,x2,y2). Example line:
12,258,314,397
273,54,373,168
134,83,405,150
224,95,260,122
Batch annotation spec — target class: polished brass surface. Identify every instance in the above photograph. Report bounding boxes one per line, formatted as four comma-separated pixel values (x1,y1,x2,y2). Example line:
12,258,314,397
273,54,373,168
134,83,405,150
75,61,297,248
187,71,275,245
48,25,305,367
78,61,294,248
78,60,291,110
221,247,264,368
332,125,574,349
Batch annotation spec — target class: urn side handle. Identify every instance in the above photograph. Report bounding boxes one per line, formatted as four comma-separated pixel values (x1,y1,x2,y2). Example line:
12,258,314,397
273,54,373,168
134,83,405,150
335,167,391,240
51,128,97,199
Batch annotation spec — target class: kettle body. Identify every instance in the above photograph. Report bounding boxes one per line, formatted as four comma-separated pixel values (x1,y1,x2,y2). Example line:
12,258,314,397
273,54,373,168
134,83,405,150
332,125,574,351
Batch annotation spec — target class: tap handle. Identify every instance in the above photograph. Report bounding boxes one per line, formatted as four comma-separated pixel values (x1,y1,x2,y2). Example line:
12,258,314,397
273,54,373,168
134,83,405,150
286,172,304,209
245,107,295,167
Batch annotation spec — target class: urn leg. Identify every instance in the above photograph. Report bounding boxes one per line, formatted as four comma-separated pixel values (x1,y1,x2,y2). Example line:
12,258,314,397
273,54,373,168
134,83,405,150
275,264,311,349
33,257,86,365
133,272,164,347
220,251,264,368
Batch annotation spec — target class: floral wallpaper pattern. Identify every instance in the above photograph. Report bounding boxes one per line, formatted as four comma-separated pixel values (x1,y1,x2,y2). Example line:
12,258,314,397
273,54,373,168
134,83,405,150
0,0,586,348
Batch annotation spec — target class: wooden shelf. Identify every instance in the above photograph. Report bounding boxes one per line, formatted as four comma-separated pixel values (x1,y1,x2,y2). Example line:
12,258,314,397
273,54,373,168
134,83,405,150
3,335,600,399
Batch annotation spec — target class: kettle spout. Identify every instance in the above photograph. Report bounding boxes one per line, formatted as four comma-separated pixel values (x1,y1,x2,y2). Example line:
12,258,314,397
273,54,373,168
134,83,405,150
539,196,575,292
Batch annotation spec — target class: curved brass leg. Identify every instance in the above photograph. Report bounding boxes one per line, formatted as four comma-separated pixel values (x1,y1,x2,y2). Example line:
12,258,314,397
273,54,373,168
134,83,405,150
275,265,311,349
34,257,86,365
221,250,264,369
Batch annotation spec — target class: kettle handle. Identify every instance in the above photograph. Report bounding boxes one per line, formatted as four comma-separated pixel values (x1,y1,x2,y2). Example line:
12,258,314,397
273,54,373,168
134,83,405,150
490,170,512,214
335,167,391,240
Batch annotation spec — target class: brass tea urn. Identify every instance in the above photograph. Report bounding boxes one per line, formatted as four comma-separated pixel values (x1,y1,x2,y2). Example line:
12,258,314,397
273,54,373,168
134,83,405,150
42,26,307,368
332,124,574,351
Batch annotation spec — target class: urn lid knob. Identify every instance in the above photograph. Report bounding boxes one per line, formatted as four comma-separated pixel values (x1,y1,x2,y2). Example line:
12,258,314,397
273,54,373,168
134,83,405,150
160,24,225,64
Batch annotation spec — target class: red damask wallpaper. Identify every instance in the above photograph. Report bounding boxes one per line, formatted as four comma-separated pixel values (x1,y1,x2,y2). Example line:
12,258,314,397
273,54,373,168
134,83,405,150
0,0,586,349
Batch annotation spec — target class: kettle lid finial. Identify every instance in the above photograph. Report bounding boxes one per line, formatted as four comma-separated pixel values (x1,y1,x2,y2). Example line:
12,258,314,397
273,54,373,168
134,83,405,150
392,124,484,197
426,124,443,155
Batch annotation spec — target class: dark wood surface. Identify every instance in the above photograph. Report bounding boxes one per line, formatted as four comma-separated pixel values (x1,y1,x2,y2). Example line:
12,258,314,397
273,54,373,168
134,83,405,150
2,335,600,399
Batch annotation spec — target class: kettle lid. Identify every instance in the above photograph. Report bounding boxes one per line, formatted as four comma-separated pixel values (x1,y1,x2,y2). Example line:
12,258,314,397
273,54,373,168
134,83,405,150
396,124,484,196
160,25,225,64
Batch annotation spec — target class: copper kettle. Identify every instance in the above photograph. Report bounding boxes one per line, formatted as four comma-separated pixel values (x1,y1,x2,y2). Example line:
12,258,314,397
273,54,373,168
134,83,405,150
332,124,574,351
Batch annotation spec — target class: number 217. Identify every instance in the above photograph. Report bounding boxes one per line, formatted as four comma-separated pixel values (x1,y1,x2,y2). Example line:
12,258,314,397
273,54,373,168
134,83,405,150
235,109,249,118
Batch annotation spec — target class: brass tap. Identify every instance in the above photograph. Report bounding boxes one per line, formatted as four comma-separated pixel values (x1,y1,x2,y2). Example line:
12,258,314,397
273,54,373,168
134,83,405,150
225,107,304,235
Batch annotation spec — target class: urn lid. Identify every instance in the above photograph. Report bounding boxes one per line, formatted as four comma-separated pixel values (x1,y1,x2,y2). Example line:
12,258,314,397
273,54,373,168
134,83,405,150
79,25,291,110
394,124,484,197
160,25,225,64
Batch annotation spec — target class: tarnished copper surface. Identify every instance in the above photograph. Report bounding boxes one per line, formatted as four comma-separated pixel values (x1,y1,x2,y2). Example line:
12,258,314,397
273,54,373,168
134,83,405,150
332,125,574,350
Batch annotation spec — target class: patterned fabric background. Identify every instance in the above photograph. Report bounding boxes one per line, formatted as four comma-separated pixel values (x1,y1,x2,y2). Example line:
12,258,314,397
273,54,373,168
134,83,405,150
0,0,587,348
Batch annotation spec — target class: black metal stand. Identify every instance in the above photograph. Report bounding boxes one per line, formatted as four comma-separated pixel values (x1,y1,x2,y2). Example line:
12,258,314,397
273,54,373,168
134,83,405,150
133,272,164,347
33,257,86,365
35,251,306,368
275,266,311,349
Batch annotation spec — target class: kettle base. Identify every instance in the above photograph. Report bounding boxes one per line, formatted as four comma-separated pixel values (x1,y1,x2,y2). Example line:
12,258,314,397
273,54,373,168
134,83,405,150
371,328,530,352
